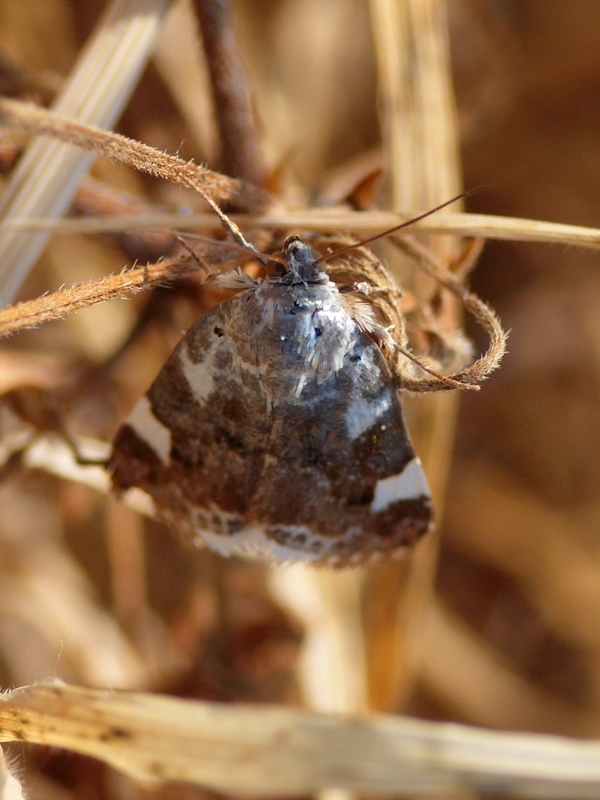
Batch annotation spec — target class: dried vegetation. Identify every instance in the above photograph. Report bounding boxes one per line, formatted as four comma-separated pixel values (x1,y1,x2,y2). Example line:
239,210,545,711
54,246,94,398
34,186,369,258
1,1,600,799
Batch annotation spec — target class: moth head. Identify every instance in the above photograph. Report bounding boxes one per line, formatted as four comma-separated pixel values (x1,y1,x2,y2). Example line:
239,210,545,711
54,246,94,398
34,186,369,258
281,235,328,286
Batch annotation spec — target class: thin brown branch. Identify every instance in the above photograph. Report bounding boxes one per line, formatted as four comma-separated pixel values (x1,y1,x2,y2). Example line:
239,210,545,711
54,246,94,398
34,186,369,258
195,0,265,183
0,256,197,338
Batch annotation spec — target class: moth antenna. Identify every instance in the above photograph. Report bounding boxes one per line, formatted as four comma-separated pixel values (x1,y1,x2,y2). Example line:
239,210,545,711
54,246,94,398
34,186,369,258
392,235,507,391
174,235,214,276
173,230,287,269
314,190,470,266
142,162,269,266
389,340,480,391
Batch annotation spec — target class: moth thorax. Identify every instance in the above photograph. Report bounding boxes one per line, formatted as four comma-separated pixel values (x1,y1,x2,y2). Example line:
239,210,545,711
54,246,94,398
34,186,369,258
283,235,327,284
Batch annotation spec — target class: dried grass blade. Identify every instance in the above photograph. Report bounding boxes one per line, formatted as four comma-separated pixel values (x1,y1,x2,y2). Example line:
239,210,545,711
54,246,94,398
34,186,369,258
4,210,600,250
0,0,171,307
3,681,600,797
364,0,463,714
0,98,271,243
420,600,600,737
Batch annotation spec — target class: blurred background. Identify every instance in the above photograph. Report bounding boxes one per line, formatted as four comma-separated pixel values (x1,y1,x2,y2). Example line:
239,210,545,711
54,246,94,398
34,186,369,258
1,1,600,796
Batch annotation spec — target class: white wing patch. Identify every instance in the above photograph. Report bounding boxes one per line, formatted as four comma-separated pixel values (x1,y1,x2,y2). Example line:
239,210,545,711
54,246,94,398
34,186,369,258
180,344,215,404
126,395,172,464
189,508,367,567
371,458,430,511
345,393,392,440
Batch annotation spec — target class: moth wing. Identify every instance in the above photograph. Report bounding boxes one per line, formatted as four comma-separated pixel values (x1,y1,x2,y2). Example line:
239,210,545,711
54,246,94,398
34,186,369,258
247,332,433,565
110,294,271,538
110,291,433,566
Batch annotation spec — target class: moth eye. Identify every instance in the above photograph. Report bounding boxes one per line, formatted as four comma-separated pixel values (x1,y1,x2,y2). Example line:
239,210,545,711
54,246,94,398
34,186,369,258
314,327,322,337
213,325,225,337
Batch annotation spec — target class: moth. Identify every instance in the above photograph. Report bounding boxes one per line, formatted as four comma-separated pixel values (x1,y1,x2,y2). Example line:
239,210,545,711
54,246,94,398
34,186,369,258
109,204,503,567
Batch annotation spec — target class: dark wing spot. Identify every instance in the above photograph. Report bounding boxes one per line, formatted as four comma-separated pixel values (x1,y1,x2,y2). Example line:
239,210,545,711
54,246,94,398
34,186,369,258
213,325,225,337
346,487,375,506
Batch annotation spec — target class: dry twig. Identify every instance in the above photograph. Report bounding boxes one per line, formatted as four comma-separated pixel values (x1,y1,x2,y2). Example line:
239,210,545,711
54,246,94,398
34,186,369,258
0,256,197,338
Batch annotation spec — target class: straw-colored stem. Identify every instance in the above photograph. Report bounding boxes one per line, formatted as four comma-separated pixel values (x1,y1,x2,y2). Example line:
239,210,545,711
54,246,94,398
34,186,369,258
363,0,463,713
3,209,600,249
3,680,600,797
0,0,171,307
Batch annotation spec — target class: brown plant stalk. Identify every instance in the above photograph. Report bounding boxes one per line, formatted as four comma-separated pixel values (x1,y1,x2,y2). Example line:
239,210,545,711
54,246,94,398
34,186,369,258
0,97,271,218
0,256,197,338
